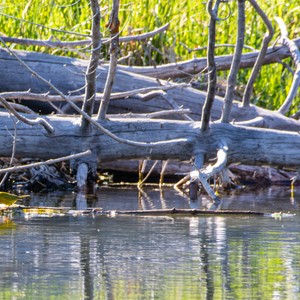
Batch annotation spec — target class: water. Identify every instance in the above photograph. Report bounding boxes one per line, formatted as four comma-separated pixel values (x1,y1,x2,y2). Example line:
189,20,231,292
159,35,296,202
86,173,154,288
0,186,299,299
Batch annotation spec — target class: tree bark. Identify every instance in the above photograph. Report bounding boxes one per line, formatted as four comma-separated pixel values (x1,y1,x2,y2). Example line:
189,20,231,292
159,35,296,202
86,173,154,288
117,38,300,79
1,112,300,169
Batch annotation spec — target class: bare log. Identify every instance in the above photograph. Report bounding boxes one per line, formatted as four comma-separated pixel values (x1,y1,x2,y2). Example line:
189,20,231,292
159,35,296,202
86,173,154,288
1,49,300,131
1,113,300,170
117,38,300,79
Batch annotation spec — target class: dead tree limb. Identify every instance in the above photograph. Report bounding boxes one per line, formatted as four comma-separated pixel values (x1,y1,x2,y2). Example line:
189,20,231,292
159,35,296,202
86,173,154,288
0,101,35,114
0,84,188,104
138,160,159,187
190,143,227,203
97,0,120,120
0,97,54,135
242,0,274,107
0,23,169,49
201,0,220,132
81,0,101,131
76,163,89,192
0,150,92,174
220,0,245,123
275,17,300,115
110,109,191,119
189,153,204,201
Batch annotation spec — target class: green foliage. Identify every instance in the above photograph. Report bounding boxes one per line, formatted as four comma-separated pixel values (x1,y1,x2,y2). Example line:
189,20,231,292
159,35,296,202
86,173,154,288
0,0,299,112
0,191,29,206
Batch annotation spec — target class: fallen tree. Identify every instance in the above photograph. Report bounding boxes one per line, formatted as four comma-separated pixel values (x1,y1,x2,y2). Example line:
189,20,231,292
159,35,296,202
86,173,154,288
117,37,300,80
1,113,300,168
0,47,300,131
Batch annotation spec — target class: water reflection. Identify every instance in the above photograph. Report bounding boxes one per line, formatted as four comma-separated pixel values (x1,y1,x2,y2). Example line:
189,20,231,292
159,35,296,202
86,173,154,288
0,186,299,299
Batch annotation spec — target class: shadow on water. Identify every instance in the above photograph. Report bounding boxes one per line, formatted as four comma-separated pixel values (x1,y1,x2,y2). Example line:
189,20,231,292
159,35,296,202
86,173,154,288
0,186,299,299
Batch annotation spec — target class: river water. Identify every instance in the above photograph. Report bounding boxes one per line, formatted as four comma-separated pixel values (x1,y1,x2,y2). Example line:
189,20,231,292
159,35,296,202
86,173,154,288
0,186,299,299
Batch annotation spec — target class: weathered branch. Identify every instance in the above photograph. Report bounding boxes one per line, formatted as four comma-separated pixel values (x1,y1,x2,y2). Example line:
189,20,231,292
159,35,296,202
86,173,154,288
189,153,204,201
242,0,274,107
76,163,89,192
138,160,159,187
201,0,220,132
160,91,193,121
190,143,228,203
0,96,54,135
81,0,101,131
275,17,300,115
97,0,120,120
220,0,245,123
0,100,35,114
2,113,300,194
0,150,92,174
0,23,169,49
110,109,191,119
0,84,188,103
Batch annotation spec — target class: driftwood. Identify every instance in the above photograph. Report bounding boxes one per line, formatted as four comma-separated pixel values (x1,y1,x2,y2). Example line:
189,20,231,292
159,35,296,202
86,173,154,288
0,48,300,132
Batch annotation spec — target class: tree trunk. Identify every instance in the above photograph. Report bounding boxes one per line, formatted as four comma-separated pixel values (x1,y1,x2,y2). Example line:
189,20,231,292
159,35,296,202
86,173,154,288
1,49,300,131
1,112,300,170
117,38,300,79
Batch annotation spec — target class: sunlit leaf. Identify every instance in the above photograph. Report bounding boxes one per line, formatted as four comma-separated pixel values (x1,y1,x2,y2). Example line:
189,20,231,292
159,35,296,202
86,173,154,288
0,192,30,206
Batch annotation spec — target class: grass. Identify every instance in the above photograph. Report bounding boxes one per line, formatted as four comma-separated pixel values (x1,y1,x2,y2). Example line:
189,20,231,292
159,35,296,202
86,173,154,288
0,0,299,113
